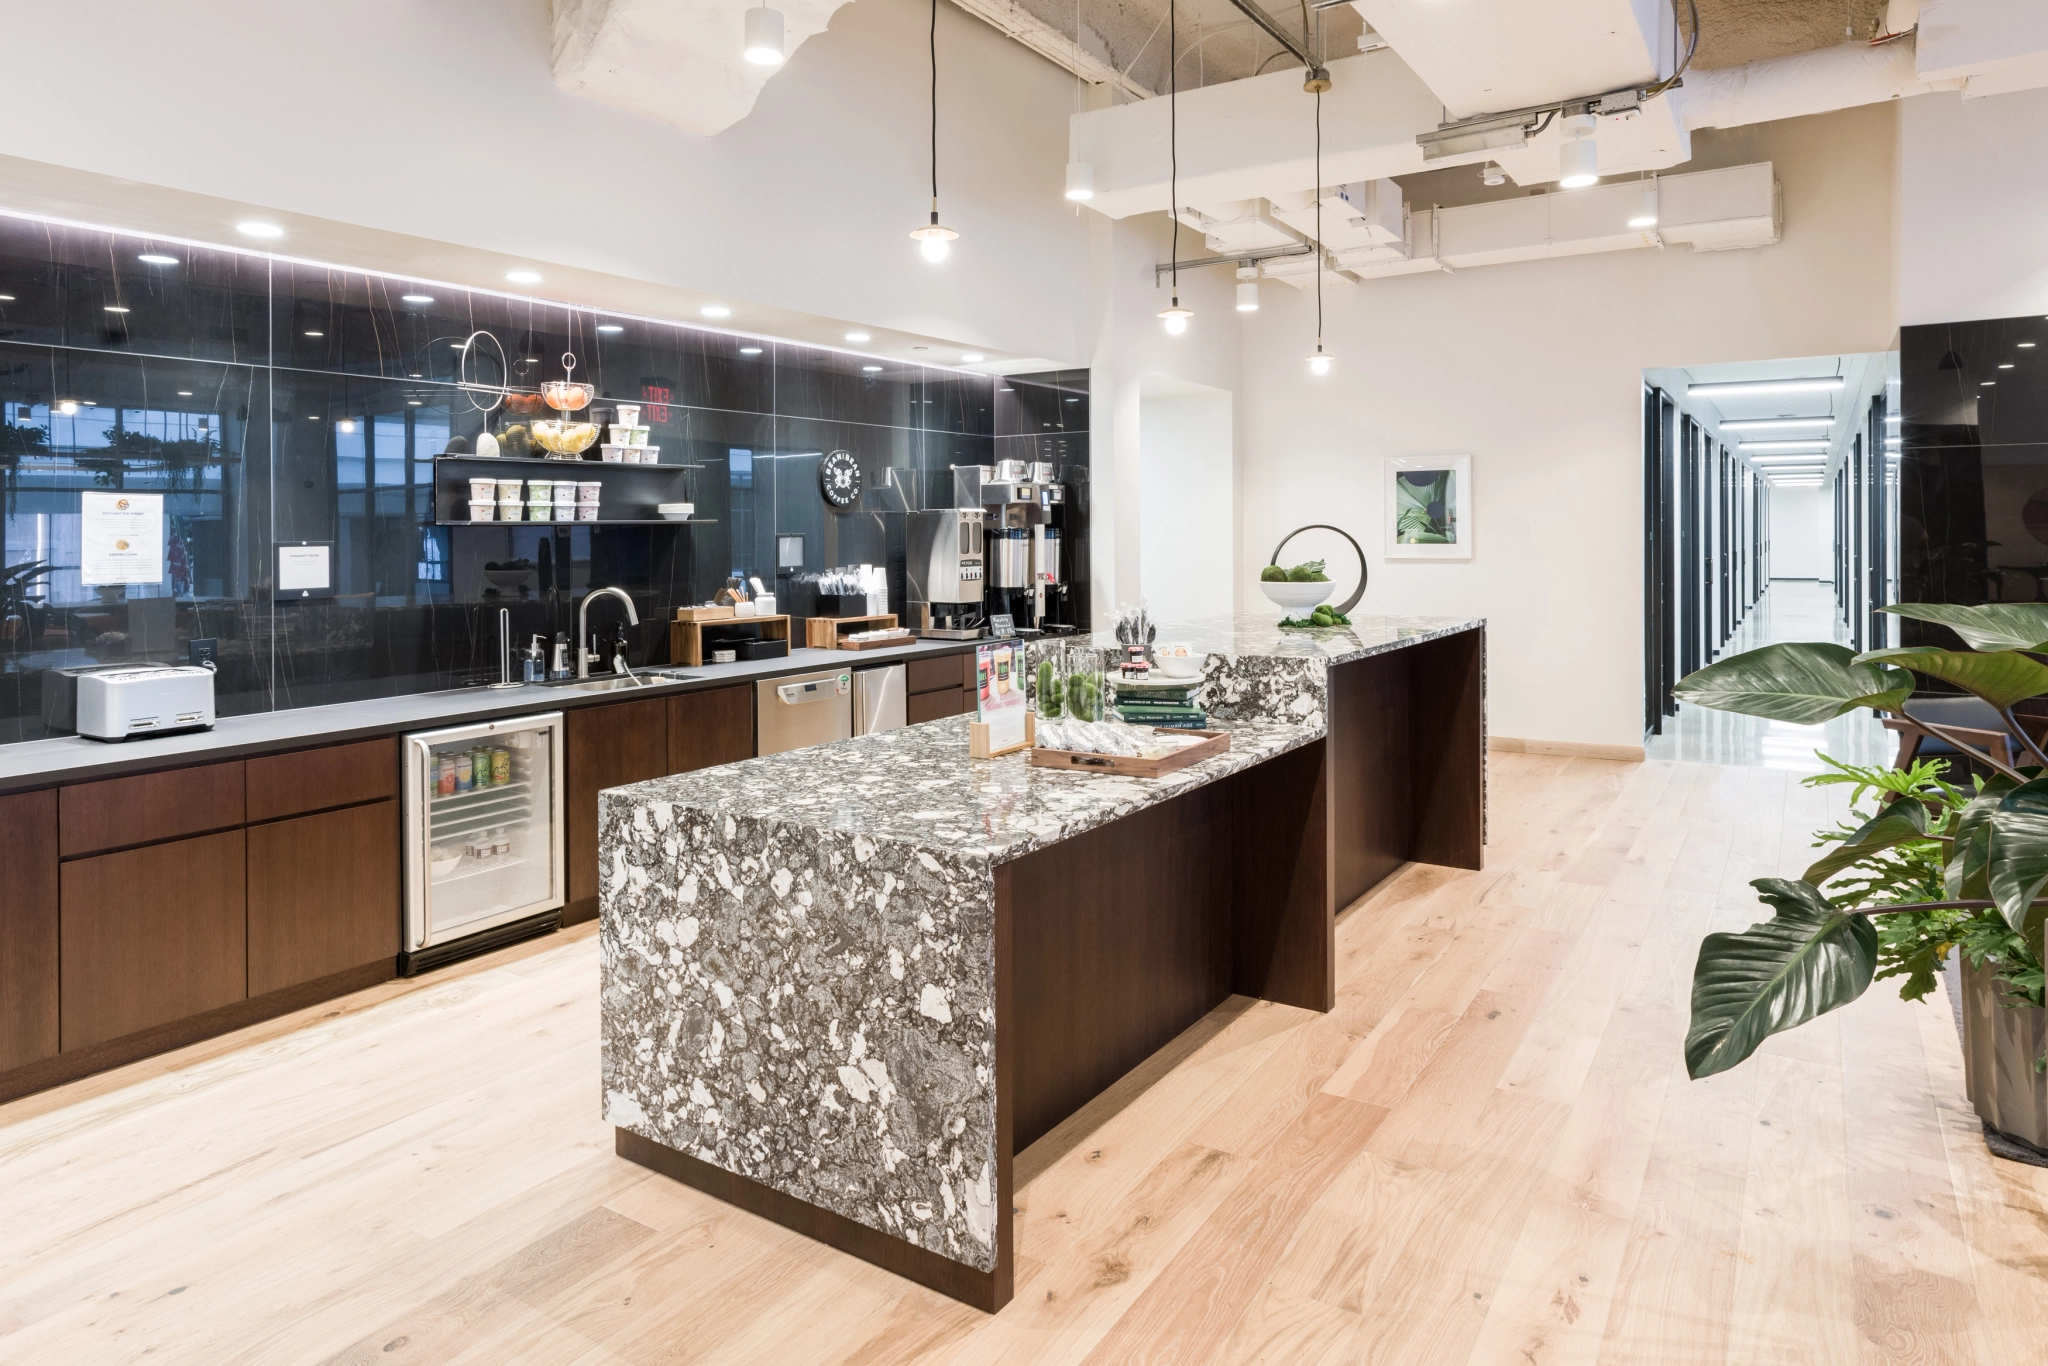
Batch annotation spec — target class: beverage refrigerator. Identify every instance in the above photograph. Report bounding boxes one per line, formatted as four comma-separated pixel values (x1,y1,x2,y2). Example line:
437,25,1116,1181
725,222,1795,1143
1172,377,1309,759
400,711,566,975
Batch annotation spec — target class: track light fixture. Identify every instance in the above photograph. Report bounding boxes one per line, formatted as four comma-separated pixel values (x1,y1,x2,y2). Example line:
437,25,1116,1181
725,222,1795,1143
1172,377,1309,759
1558,113,1599,189
1236,265,1259,313
910,0,957,263
1064,160,1094,201
742,5,785,65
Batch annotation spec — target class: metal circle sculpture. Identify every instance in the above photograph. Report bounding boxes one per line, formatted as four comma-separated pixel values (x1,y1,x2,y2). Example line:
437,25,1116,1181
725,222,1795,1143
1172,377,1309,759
455,329,509,414
1267,523,1368,616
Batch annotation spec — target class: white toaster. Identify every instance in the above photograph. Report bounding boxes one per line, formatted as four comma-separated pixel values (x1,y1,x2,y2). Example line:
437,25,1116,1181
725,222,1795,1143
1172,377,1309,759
76,665,217,741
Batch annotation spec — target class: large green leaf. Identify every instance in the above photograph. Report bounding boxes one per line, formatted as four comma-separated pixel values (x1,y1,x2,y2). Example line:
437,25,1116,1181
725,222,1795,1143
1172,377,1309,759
1856,646,2048,712
1947,795,1998,902
1987,777,2048,937
1672,643,1915,725
1686,879,1879,1079
1882,602,2048,653
1802,800,1928,887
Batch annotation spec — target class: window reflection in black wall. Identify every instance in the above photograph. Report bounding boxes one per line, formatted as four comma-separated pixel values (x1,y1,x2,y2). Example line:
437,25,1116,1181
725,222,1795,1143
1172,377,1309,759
0,213,1092,745
1899,317,2048,649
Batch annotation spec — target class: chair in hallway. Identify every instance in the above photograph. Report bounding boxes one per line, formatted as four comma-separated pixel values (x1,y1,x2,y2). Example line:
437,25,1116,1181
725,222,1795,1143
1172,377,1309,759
1884,695,2035,775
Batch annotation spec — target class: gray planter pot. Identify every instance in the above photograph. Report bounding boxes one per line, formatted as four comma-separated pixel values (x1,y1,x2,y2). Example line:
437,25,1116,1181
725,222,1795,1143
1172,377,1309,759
1961,957,2048,1150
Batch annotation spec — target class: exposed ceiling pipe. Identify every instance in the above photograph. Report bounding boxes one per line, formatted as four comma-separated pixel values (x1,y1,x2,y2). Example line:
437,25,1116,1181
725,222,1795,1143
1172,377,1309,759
1217,0,1311,71
945,0,1155,100
1681,34,1961,130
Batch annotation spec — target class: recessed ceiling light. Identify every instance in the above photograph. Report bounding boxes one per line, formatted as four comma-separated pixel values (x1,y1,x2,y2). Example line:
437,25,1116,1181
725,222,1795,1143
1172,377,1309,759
506,270,542,284
740,346,764,355
305,330,323,337
701,305,732,319
2021,342,2038,348
596,324,623,334
82,400,97,406
409,372,422,378
0,295,14,301
1720,418,1832,431
176,390,193,396
845,332,871,343
401,293,433,304
1739,440,1829,451
1687,377,1845,397
449,342,466,350
137,253,179,266
407,399,423,406
2000,363,2015,369
862,365,883,372
1982,381,1997,386
308,414,321,421
103,305,129,314
961,353,984,362
236,221,283,238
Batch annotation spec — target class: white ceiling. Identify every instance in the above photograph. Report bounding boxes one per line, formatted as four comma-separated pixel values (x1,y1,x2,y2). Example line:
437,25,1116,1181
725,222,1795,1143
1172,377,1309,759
1647,352,1900,484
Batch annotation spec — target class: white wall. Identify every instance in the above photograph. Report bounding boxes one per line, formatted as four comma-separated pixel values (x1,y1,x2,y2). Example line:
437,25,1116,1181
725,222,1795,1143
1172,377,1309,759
0,0,1087,363
1900,86,2048,325
1768,486,1830,580
1236,102,1898,748
1138,383,1235,626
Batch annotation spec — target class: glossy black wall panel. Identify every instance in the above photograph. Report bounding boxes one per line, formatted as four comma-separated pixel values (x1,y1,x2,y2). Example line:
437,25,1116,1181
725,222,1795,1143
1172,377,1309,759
0,215,1091,744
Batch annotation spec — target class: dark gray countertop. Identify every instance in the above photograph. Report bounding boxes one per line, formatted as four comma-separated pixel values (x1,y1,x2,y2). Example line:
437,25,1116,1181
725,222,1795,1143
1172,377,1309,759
0,636,978,795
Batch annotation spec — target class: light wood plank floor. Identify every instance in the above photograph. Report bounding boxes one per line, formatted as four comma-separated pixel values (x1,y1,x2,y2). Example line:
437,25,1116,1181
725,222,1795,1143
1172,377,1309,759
4,754,2045,1364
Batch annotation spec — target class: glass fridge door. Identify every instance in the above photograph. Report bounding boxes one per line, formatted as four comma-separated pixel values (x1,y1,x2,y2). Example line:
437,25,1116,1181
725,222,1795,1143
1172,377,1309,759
404,711,565,952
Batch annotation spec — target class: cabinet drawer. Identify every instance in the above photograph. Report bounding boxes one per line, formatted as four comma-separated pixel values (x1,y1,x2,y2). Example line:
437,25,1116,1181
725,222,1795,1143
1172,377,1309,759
59,760,245,857
248,801,399,996
908,655,963,696
60,829,247,1050
908,688,966,725
246,737,397,823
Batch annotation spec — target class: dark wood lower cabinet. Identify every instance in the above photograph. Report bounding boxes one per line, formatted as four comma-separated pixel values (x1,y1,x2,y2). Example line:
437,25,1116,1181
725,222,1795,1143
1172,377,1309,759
60,828,247,1051
668,686,754,774
907,687,966,724
565,696,671,923
0,789,59,1072
247,800,400,995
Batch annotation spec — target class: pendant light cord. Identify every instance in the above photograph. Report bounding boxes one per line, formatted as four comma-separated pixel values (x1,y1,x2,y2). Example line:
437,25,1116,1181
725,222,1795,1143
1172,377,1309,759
1314,84,1322,345
1169,0,1178,299
930,0,939,212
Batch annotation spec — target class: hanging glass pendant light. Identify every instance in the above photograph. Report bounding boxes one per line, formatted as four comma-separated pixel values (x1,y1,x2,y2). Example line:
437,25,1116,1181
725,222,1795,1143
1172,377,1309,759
1159,0,1189,335
910,0,957,263
742,6,785,65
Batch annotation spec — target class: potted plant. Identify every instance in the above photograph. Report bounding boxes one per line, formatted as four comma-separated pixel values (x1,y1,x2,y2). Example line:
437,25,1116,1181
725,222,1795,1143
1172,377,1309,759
1672,602,2048,1155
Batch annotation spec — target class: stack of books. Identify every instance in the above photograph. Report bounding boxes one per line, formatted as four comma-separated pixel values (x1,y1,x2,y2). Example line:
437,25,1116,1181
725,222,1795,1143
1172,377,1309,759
1113,677,1208,729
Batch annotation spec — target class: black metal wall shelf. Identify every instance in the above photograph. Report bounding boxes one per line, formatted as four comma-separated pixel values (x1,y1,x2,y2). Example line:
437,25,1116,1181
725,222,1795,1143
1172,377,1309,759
432,453,699,526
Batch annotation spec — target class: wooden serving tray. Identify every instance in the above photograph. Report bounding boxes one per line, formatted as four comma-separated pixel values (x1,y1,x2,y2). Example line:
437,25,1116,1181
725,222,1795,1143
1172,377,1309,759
1028,727,1229,778
670,613,790,665
674,605,737,623
833,632,916,651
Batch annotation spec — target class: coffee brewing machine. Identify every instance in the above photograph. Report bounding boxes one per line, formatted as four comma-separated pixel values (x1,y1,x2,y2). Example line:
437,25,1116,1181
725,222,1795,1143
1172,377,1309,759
973,461,1072,632
905,506,987,639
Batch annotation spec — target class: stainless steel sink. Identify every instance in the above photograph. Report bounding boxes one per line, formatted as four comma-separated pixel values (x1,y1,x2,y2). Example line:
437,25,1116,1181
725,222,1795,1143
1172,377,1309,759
539,670,699,693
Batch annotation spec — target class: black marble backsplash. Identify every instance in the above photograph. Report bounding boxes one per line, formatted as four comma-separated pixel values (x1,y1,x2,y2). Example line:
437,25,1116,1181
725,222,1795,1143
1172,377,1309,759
0,214,1089,743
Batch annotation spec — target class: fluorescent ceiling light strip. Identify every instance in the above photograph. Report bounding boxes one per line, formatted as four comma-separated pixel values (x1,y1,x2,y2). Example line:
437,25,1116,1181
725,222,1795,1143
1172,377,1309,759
1687,377,1845,397
1740,440,1830,451
0,203,988,375
1720,418,1833,431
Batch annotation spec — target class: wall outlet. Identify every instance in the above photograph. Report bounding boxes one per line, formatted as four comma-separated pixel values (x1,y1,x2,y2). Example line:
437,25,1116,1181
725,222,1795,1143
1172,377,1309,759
187,638,219,669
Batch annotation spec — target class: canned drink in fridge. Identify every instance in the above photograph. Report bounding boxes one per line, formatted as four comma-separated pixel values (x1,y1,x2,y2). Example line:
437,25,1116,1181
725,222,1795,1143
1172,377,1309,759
492,748,511,785
455,752,473,791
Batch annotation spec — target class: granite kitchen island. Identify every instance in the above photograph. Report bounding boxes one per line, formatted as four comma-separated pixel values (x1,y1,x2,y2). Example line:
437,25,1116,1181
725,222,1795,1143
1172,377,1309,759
598,615,1484,1310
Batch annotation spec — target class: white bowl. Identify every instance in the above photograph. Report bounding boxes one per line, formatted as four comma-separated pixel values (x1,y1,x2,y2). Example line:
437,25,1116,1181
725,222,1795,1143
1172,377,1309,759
657,503,694,521
430,852,462,877
1154,652,1204,679
1260,579,1334,611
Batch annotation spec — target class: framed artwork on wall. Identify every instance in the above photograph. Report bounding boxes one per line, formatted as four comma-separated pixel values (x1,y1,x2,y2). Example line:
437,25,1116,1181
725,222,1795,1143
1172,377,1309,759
1384,456,1472,560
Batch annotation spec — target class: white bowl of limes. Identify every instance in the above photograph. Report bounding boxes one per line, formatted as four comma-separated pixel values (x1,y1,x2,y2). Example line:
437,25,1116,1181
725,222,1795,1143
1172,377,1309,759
1259,559,1333,611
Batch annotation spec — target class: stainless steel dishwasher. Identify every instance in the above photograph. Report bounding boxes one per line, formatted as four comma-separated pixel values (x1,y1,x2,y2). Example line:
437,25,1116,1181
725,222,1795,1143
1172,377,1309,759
755,666,854,755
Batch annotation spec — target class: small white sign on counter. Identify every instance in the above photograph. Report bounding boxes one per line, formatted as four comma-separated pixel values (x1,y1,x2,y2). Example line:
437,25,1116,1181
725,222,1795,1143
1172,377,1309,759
80,491,164,586
976,640,1027,752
